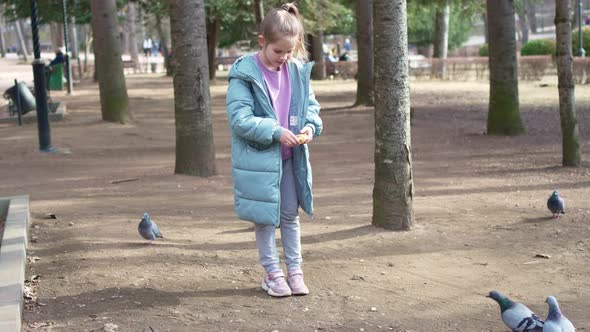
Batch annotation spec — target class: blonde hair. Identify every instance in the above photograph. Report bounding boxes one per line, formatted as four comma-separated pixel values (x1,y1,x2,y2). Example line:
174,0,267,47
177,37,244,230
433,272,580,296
259,3,308,61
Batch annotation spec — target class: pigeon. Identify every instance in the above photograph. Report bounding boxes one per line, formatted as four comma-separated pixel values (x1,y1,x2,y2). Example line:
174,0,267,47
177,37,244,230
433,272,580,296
138,212,163,242
487,290,544,332
543,296,575,332
547,191,565,219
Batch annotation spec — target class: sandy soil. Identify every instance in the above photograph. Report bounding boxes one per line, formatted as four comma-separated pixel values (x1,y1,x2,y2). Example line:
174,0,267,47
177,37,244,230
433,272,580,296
1,72,589,332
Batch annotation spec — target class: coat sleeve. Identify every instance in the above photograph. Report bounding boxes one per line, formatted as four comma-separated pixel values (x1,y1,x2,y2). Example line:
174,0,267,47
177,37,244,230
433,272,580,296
226,78,283,145
304,86,323,137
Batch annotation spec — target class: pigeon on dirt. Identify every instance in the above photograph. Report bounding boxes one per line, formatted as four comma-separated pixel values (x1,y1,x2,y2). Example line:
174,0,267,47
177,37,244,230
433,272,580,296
487,290,544,332
547,191,565,219
543,296,575,332
138,212,163,242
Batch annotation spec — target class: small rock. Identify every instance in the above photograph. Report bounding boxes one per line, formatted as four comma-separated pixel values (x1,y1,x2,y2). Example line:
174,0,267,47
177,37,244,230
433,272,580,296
101,323,119,332
370,307,377,312
68,222,75,226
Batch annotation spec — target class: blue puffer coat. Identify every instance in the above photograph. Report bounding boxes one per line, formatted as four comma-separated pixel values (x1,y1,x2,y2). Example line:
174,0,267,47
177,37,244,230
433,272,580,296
226,54,323,226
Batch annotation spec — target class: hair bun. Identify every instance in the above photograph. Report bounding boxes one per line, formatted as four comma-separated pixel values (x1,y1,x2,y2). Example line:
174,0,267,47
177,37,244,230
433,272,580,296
282,3,297,15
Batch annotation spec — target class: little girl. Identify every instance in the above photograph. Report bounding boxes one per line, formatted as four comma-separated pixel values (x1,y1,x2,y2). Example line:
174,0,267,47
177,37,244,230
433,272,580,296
225,3,322,297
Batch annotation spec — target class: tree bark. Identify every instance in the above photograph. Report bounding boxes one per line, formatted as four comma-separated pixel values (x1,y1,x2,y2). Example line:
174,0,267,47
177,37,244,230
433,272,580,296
311,31,326,80
433,0,450,79
527,0,537,33
206,16,220,81
355,0,374,106
91,0,130,124
486,0,525,135
555,0,581,166
254,0,264,31
50,23,65,49
18,20,32,55
169,0,217,177
0,17,6,58
154,12,172,76
482,13,488,44
69,16,79,59
127,1,141,72
517,1,529,44
14,22,28,61
372,0,413,231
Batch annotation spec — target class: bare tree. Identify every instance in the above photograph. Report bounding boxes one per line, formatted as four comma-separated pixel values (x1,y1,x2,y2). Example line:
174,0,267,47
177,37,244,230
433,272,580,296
372,0,413,231
0,15,6,58
91,0,130,123
555,0,581,166
355,0,374,106
254,0,264,30
127,1,141,72
516,0,529,44
433,0,450,79
14,21,28,61
169,0,217,177
310,31,326,80
486,0,525,135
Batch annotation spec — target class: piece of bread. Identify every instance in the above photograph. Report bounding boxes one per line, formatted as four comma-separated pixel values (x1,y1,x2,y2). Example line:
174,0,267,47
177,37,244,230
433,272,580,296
296,134,307,144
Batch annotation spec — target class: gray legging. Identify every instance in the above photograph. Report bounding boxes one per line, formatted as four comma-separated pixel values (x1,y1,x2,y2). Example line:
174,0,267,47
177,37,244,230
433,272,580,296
255,158,302,274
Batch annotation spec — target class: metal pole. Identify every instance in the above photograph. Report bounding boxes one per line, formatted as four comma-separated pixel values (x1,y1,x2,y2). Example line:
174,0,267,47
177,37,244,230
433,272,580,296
62,0,73,93
579,0,586,57
30,0,53,152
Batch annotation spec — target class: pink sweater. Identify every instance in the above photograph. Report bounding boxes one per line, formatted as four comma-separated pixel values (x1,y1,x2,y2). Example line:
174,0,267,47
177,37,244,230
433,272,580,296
255,54,292,160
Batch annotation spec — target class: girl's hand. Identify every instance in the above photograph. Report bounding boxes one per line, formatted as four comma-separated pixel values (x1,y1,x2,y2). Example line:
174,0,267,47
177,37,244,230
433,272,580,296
280,129,300,147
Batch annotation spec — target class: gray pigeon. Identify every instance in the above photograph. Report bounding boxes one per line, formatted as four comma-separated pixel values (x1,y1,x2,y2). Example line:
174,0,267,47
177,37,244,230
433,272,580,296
138,212,163,242
487,290,544,332
547,191,565,219
543,296,575,332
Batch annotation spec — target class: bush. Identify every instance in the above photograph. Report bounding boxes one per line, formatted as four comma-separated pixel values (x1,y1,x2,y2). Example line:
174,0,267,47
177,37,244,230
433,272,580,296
572,27,590,56
520,39,556,56
479,43,488,57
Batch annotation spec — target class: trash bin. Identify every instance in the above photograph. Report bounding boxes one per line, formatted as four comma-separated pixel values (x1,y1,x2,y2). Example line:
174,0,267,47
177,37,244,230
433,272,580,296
3,82,36,116
48,63,64,90
150,62,157,73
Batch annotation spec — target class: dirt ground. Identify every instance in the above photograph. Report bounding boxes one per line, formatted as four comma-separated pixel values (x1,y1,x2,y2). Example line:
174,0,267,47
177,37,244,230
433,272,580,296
1,70,589,332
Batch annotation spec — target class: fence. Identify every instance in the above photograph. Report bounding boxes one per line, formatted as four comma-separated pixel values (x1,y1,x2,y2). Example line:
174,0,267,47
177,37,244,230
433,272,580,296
324,56,590,83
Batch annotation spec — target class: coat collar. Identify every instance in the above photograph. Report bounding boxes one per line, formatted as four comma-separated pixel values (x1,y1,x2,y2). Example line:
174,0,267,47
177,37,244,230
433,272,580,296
228,53,314,85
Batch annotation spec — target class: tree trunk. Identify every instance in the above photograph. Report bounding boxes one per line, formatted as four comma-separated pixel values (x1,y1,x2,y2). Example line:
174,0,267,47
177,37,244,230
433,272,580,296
311,31,326,80
555,0,581,167
127,1,141,72
254,0,264,31
18,20,32,55
372,0,413,231
355,0,374,106
50,23,64,50
207,16,220,81
433,0,450,79
91,0,130,124
14,22,28,61
527,0,537,33
0,17,6,58
154,12,172,76
486,0,525,135
517,1,529,44
169,0,217,177
482,13,488,44
69,17,79,59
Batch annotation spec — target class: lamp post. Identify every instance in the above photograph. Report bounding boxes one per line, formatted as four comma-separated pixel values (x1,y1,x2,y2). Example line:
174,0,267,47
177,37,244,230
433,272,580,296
579,0,586,57
62,0,74,93
29,0,52,151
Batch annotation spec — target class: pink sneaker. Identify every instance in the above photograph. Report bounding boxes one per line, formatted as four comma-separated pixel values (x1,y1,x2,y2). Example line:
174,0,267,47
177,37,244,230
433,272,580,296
287,268,309,295
262,270,291,297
